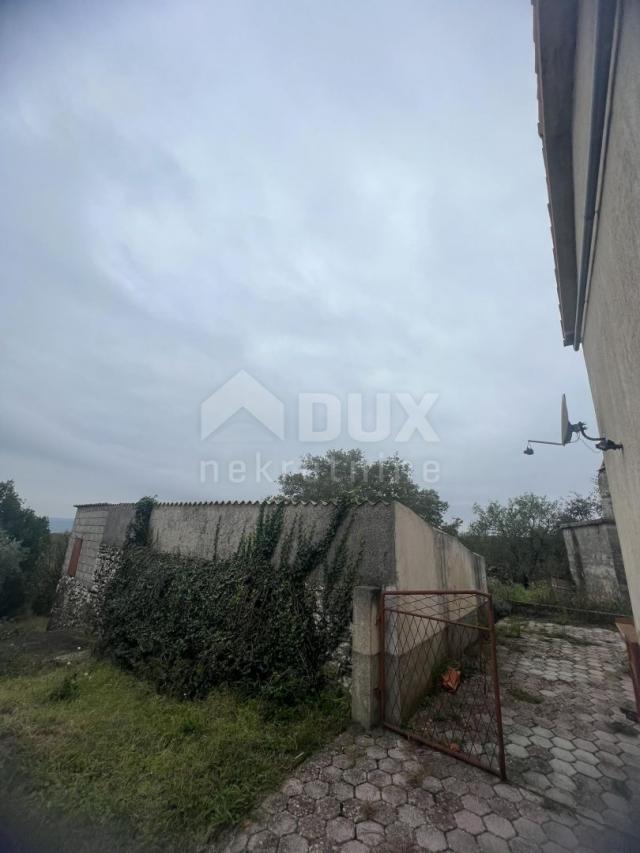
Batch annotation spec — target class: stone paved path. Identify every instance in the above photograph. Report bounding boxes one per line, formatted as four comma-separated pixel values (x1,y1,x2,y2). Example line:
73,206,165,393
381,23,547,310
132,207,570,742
216,622,640,852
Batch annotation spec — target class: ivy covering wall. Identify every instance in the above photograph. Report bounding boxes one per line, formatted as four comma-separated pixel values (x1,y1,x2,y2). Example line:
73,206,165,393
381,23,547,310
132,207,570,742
97,500,360,700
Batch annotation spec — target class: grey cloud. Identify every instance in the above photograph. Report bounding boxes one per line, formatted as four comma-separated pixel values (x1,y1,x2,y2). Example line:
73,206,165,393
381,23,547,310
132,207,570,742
0,0,598,520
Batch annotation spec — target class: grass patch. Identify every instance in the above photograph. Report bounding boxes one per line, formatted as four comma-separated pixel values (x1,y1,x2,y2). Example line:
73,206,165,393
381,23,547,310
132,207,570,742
496,617,524,639
0,656,347,851
509,685,543,705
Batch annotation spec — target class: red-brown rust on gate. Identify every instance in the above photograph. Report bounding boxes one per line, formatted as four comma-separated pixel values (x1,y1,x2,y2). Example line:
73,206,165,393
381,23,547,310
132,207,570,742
378,590,506,780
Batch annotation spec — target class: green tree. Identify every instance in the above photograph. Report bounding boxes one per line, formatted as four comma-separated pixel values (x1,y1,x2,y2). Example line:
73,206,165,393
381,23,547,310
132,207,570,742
0,528,26,617
464,493,566,585
558,490,601,524
0,481,50,614
278,449,453,529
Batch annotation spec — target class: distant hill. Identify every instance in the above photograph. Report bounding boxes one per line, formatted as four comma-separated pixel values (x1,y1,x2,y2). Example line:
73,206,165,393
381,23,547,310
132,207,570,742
49,517,74,533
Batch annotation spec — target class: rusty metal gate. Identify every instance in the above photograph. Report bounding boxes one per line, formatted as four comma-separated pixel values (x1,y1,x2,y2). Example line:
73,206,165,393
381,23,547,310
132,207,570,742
379,590,506,779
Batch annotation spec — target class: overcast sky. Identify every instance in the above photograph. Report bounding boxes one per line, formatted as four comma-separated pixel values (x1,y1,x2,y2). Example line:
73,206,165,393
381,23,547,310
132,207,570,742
0,0,601,524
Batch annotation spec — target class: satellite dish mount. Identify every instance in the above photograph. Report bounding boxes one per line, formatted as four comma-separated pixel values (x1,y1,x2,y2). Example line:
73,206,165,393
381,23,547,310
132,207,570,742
523,395,623,456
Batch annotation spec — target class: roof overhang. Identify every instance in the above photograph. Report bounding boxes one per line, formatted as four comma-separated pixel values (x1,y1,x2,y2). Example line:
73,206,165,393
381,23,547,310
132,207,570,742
533,0,619,350
533,0,579,347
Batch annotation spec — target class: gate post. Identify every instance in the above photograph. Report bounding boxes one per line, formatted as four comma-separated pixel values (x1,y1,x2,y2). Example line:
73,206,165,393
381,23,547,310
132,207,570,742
351,586,381,728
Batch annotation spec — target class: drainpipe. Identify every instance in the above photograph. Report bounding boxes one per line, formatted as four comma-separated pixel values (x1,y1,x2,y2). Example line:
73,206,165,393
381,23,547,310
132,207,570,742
574,0,621,350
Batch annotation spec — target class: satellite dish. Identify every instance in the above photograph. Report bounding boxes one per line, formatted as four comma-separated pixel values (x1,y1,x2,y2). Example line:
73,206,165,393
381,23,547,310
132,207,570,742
561,394,572,445
524,394,623,455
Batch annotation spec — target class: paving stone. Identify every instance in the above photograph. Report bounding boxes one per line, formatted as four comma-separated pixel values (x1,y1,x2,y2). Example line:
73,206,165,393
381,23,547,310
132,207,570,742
269,812,297,836
477,833,510,853
421,775,443,793
407,788,435,810
303,781,328,800
278,835,309,852
296,815,325,841
483,813,515,840
454,809,484,835
415,825,447,851
356,820,384,839
398,803,426,828
493,783,521,803
325,817,355,843
314,797,340,820
340,798,370,823
602,790,631,812
513,817,546,844
491,798,519,822
547,771,577,792
228,626,639,853
364,801,395,828
551,737,574,751
366,746,388,760
574,737,597,753
367,769,392,787
530,735,553,749
533,727,553,739
286,796,316,818
543,821,578,848
574,760,602,779
549,758,576,777
385,820,414,844
342,842,369,853
550,747,575,763
329,781,353,802
522,771,550,790
382,784,407,805
573,748,599,766
282,779,304,798
378,757,402,774
319,765,342,783
461,794,491,816
247,829,279,851
332,753,353,770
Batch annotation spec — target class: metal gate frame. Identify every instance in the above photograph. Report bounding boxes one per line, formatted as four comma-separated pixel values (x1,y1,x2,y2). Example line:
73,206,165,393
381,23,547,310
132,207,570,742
378,590,506,780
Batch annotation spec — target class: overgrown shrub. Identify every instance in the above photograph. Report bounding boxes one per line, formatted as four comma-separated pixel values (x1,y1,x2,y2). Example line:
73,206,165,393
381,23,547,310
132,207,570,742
31,532,70,616
0,528,26,618
97,501,360,699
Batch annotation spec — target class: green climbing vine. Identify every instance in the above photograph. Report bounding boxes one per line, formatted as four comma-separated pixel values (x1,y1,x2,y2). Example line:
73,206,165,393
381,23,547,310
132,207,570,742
97,499,360,700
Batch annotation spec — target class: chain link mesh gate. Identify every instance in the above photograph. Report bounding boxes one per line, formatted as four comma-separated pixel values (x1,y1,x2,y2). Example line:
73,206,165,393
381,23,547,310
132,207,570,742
379,590,506,779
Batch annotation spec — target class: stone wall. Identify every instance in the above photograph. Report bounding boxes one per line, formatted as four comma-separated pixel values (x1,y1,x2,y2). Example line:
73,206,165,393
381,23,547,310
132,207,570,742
561,520,628,604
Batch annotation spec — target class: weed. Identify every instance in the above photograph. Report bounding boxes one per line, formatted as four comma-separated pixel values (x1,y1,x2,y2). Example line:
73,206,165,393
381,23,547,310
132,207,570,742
48,674,80,702
359,801,377,820
497,618,524,639
177,717,203,737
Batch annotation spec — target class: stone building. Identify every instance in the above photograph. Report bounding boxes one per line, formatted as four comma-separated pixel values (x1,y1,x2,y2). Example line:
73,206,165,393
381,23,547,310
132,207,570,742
49,499,486,632
533,0,640,690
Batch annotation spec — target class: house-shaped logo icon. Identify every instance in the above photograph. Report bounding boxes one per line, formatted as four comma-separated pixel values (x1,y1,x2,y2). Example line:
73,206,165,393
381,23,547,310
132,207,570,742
200,370,285,440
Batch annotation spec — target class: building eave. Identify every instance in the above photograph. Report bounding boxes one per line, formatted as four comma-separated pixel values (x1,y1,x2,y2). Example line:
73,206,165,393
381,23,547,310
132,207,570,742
533,0,579,347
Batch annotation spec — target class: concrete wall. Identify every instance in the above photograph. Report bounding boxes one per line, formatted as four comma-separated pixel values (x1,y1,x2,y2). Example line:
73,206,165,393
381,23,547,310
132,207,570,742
50,500,397,628
562,520,628,602
149,501,396,588
577,0,640,630
380,503,487,726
